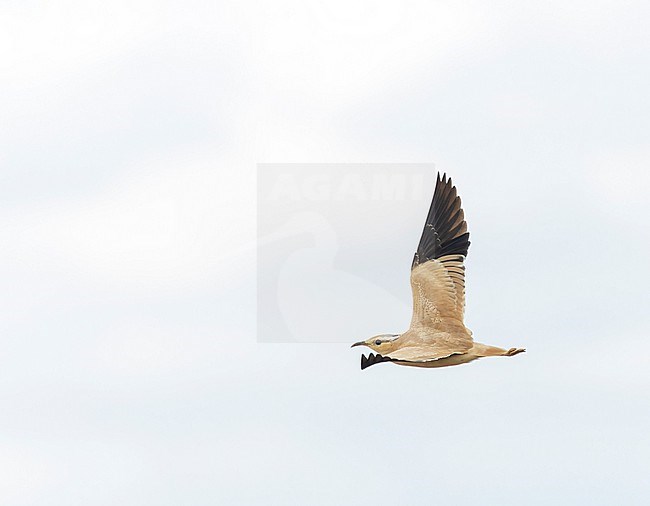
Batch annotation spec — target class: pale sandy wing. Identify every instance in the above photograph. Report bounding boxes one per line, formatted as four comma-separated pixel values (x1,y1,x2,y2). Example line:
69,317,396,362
387,343,460,362
409,254,467,327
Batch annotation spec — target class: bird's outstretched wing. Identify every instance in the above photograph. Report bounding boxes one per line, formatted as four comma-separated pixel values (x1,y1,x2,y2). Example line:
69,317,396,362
410,173,470,329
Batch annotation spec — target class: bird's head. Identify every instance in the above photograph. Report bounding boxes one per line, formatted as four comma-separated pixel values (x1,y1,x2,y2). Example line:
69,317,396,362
351,334,400,353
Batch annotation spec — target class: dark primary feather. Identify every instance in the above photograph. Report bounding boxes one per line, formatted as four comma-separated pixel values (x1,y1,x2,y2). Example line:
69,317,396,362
360,353,393,370
411,173,470,270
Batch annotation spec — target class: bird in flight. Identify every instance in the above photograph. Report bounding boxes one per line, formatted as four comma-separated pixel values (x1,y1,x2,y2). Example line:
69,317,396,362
351,173,525,370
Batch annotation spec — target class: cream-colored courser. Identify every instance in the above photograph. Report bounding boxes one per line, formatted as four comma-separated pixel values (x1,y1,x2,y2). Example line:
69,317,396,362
351,173,525,370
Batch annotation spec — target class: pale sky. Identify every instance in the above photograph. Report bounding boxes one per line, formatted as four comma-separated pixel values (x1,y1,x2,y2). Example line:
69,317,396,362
1,1,649,504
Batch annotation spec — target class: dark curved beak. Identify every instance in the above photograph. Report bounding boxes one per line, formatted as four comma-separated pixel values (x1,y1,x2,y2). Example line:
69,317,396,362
351,341,365,348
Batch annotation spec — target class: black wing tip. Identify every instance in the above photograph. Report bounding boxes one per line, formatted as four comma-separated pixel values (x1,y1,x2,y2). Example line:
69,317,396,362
360,353,393,370
413,172,470,269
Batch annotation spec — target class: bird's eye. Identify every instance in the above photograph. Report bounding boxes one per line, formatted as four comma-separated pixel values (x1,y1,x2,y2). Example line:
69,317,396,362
375,340,382,346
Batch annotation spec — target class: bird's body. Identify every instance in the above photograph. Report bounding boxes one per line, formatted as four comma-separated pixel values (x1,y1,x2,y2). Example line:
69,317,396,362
352,173,525,370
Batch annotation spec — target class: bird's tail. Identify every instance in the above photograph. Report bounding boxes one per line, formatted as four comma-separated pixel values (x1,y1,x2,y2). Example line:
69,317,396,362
473,343,526,357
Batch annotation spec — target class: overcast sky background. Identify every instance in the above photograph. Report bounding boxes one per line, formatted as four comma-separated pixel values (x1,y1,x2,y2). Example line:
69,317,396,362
2,1,650,504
